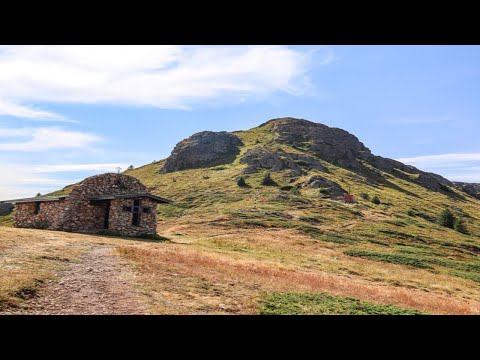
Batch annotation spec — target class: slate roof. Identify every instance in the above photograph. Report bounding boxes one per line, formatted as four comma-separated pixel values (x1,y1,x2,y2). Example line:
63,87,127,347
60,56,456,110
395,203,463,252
0,195,68,204
89,193,172,204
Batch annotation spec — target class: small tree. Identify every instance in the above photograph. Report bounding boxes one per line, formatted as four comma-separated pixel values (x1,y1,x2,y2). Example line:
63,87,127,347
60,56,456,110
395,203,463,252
237,177,247,187
127,165,134,170
36,193,42,197
437,208,455,229
359,193,369,200
261,173,276,186
371,195,381,205
454,218,468,234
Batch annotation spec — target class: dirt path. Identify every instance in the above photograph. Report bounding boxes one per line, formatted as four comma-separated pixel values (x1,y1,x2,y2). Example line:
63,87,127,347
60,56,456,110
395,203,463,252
5,245,151,315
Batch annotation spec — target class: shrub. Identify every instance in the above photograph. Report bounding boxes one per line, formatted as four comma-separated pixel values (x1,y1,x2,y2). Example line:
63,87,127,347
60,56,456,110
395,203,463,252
237,177,247,187
319,188,329,195
359,193,369,200
454,218,468,234
280,185,293,191
407,209,416,217
371,195,381,205
127,165,134,170
261,173,277,186
290,187,300,195
437,208,455,229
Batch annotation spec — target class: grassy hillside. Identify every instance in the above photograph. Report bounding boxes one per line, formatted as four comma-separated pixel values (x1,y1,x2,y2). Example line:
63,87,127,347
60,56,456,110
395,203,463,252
2,119,479,314
116,120,480,313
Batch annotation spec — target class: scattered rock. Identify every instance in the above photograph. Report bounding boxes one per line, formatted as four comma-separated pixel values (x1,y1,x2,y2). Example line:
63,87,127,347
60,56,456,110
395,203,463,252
299,175,346,196
453,182,480,199
240,146,325,176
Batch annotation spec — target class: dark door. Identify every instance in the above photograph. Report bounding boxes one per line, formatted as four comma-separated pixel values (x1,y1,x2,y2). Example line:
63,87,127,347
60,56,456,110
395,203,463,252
104,201,111,229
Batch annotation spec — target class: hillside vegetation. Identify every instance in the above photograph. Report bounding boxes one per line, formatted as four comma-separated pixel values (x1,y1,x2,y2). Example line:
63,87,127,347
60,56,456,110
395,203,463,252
2,117,480,314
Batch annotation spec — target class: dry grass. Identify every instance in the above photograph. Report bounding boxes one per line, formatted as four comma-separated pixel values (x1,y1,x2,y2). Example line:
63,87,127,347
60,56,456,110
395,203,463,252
115,241,480,315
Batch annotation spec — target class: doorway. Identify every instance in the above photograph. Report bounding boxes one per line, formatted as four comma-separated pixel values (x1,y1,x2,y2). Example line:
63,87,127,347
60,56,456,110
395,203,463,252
103,201,111,229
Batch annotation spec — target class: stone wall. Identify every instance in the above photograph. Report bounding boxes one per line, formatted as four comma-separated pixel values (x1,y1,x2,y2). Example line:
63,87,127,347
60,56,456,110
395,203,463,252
59,173,149,233
14,200,67,229
109,198,157,236
13,173,160,237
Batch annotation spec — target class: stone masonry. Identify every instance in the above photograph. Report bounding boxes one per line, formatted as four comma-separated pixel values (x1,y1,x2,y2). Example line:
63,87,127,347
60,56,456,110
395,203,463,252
11,173,170,237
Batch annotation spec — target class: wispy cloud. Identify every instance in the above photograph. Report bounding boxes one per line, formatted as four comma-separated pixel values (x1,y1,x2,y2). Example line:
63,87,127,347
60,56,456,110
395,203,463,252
0,127,101,151
396,153,480,167
31,164,129,173
396,153,480,183
448,174,480,182
0,100,67,121
0,45,322,119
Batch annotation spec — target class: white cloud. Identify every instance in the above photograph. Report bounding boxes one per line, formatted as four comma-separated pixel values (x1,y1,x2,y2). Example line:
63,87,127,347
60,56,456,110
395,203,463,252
0,127,101,151
0,45,319,118
31,164,129,173
396,153,480,183
448,174,480,182
396,153,480,167
0,99,69,121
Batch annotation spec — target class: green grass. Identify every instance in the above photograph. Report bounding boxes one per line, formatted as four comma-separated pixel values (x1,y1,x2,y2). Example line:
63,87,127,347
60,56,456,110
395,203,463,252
344,250,432,269
0,213,14,227
259,292,423,315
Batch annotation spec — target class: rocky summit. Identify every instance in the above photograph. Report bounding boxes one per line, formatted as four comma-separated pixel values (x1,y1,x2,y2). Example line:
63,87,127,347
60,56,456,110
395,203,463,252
158,117,462,196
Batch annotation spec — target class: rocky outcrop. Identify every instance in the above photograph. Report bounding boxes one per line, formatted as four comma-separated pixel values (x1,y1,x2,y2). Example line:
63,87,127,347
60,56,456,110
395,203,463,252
240,147,325,176
161,131,243,173
454,182,480,199
260,118,455,194
261,118,372,169
299,175,346,196
0,202,14,216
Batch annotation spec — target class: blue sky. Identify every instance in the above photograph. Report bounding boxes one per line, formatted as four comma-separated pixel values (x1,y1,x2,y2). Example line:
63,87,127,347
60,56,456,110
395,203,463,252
1,45,480,199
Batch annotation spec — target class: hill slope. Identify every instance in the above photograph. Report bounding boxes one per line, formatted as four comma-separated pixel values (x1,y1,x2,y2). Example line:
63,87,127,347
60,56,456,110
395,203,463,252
120,118,480,311
3,117,479,314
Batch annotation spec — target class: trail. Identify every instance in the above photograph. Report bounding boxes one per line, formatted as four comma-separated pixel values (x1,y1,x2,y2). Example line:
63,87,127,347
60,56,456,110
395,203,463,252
5,245,151,315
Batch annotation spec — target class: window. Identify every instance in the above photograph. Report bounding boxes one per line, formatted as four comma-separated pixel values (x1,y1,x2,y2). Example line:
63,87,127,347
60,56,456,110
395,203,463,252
142,207,151,214
122,206,132,212
132,199,141,226
34,202,41,215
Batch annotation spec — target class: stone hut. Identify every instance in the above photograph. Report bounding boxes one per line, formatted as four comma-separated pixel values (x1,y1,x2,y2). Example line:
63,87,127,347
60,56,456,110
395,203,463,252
0,173,171,237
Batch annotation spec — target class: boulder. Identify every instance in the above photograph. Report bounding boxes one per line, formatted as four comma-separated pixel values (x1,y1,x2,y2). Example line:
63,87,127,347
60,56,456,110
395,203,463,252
299,175,346,196
160,131,243,173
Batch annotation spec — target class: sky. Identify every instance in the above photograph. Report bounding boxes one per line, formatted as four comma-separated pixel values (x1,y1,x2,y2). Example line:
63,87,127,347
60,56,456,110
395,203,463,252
1,45,480,199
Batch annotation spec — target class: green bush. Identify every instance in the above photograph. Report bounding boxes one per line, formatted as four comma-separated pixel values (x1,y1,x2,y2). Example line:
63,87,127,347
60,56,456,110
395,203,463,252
261,173,277,186
280,185,293,191
319,188,329,195
437,208,455,229
237,177,247,187
359,193,369,200
371,195,381,205
407,209,416,217
454,218,468,234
